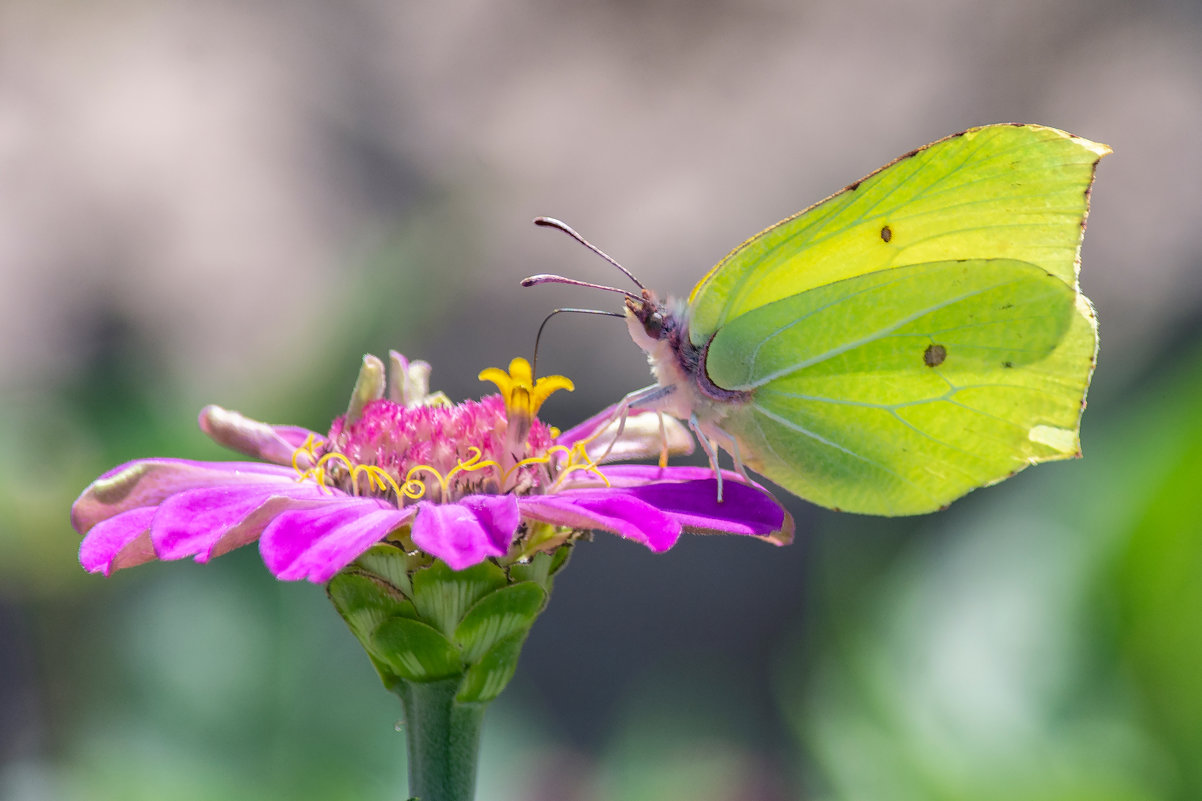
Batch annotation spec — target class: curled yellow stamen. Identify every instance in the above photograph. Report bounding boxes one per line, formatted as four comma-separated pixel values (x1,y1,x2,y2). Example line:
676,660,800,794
508,445,572,474
401,475,428,499
502,451,559,484
556,461,611,489
443,446,501,484
501,443,607,489
316,450,355,474
291,434,325,473
405,464,447,497
349,464,408,500
569,441,609,483
550,443,611,490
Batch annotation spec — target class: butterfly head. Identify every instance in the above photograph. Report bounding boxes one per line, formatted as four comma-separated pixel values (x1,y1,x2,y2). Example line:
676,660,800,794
624,289,676,349
624,289,659,335
624,290,707,402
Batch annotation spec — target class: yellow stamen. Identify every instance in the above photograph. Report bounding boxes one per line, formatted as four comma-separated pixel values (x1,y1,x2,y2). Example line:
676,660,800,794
555,461,611,489
292,433,324,473
404,464,447,498
443,446,501,484
550,441,611,490
352,464,407,499
316,450,355,473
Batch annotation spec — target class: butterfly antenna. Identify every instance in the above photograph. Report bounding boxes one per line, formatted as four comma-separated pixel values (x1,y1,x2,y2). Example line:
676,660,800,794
532,307,624,379
521,273,641,300
533,216,646,290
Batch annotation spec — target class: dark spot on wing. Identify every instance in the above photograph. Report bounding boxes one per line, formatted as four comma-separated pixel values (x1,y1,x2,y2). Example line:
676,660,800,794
924,344,947,367
1082,158,1102,227
880,224,892,243
1002,361,1013,369
846,180,861,191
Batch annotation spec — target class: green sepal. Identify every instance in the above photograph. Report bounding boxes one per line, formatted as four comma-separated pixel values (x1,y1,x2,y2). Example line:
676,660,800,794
326,570,416,644
454,581,546,663
373,617,463,682
457,631,532,704
411,559,508,638
354,543,420,596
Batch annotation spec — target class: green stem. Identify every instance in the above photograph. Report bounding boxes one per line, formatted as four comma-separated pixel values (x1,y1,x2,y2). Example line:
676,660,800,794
397,678,486,801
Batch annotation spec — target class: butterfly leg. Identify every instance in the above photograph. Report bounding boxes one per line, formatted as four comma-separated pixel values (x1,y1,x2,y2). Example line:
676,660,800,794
708,425,754,486
591,384,675,465
599,405,630,463
657,412,669,469
688,413,726,502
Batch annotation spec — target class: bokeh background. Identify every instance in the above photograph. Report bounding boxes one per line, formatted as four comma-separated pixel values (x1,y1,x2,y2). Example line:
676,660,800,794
3,0,1201,799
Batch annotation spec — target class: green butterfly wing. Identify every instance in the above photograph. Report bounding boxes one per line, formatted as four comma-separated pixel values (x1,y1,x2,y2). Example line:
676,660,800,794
684,124,1106,514
687,124,1108,347
704,258,1095,515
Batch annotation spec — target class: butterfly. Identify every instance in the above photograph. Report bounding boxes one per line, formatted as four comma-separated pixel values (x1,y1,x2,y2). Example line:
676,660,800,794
528,124,1109,515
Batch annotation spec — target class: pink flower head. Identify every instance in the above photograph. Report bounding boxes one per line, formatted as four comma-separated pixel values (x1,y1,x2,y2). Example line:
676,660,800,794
73,352,792,583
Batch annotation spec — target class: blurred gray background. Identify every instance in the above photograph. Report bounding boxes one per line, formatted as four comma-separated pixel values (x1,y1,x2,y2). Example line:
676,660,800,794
3,1,1201,799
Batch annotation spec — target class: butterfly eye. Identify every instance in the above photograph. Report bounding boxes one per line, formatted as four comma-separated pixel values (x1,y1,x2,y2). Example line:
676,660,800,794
645,310,665,337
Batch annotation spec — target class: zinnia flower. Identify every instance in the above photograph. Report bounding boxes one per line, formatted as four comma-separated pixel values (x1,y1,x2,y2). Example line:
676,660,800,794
73,351,792,583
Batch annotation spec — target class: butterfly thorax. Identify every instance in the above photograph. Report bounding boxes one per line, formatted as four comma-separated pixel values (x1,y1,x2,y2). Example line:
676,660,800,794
624,291,751,423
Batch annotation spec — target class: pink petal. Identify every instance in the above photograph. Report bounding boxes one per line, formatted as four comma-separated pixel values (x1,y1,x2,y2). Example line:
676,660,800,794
259,500,414,582
566,464,747,487
79,507,157,575
198,405,323,467
620,478,792,541
152,482,334,563
518,492,681,552
71,458,296,534
411,495,520,570
555,405,693,464
557,468,792,544
280,507,413,583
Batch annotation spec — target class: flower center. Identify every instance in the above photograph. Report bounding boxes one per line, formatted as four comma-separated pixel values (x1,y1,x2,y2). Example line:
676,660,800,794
290,356,604,504
300,395,561,504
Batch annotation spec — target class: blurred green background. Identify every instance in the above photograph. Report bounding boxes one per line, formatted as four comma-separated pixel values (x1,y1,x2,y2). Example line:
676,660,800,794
2,1,1200,799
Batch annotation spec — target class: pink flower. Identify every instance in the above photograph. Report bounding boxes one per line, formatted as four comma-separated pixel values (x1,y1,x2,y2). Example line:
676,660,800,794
73,352,792,583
